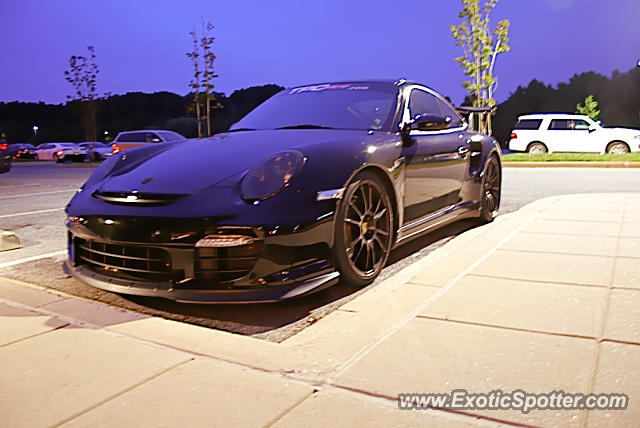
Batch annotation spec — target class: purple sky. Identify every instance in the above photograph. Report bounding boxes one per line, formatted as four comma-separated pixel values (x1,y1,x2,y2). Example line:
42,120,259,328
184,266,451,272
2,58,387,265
1,0,639,106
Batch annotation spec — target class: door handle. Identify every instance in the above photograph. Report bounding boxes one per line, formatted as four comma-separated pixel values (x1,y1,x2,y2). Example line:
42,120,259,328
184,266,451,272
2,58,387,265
457,146,470,158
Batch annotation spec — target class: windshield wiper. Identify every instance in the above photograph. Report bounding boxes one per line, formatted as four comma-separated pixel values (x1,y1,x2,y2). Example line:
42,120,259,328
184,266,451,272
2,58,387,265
276,124,334,130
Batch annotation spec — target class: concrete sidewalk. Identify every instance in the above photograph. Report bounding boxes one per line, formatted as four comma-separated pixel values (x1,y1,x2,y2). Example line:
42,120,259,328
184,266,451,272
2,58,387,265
1,193,639,427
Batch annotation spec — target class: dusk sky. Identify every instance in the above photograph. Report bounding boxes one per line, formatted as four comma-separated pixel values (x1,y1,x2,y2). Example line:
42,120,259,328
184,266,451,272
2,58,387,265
1,0,639,106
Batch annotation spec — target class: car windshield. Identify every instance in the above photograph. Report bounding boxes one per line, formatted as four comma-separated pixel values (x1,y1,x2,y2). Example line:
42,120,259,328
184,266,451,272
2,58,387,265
231,82,398,132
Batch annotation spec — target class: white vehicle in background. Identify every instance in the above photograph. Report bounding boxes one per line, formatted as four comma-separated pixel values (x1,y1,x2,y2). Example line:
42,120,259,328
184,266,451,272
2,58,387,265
34,143,87,162
78,142,112,161
508,114,640,154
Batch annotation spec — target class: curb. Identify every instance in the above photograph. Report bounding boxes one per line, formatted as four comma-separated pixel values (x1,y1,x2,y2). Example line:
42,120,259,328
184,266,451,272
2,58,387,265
503,161,640,168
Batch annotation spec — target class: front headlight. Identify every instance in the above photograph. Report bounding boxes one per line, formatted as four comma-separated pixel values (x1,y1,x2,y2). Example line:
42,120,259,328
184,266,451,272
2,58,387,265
240,150,305,201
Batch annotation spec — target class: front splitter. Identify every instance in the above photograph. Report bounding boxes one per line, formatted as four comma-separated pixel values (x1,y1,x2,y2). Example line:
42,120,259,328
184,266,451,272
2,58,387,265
63,261,340,304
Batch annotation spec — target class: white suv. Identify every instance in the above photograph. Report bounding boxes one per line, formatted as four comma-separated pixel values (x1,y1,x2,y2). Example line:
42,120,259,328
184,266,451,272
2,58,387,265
508,114,640,154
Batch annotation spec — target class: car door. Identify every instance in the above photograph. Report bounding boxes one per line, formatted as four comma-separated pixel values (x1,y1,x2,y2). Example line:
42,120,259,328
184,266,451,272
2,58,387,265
39,144,54,160
401,87,469,222
547,119,595,152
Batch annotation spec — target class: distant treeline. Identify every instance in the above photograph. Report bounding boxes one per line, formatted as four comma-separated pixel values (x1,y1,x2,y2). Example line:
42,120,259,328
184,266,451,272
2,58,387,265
1,67,639,146
0,84,283,143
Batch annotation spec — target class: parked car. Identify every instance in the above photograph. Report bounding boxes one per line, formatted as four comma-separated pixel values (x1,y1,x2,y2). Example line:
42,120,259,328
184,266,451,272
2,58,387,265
7,143,37,159
35,143,87,162
111,130,186,154
64,79,501,303
508,114,640,154
0,141,11,173
79,142,112,161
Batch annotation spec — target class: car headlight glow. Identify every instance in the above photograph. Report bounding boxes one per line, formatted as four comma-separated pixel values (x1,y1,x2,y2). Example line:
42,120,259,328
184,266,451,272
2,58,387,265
240,151,305,201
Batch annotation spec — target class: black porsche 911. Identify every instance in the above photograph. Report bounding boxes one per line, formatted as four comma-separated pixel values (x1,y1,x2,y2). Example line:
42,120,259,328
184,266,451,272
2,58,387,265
64,79,501,303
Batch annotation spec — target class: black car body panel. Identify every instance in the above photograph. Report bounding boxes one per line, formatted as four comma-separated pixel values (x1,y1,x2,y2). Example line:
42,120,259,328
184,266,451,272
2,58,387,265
65,80,501,302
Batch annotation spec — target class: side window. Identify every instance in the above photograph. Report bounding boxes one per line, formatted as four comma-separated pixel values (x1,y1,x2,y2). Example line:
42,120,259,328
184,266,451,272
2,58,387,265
513,119,542,130
574,120,590,130
146,133,161,143
549,119,589,130
117,132,146,142
408,89,441,119
436,99,463,128
548,119,570,130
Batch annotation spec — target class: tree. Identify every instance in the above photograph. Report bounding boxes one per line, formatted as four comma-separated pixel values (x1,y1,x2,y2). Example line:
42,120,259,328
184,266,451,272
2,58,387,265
187,20,220,138
186,31,203,138
200,21,222,137
576,95,600,121
64,46,99,141
450,0,510,133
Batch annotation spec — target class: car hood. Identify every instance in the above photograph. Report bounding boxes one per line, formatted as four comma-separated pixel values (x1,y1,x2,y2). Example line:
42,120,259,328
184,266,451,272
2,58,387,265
98,129,369,195
601,127,640,135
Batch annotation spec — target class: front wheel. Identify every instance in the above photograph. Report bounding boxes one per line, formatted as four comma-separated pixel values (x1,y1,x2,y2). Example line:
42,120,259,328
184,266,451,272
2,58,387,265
333,171,394,287
479,156,501,223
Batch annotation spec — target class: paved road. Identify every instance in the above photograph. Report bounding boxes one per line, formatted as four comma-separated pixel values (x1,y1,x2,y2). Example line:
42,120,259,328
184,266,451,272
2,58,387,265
2,162,640,341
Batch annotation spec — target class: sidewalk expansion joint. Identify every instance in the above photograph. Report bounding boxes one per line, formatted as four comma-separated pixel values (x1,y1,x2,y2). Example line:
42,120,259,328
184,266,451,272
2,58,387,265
51,358,195,427
262,390,317,428
583,201,625,428
331,384,537,428
466,273,610,289
0,322,70,349
496,248,617,258
415,315,597,342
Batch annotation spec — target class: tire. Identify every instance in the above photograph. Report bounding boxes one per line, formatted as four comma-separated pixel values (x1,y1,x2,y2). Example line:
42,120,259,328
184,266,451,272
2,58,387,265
333,171,394,286
92,153,100,162
606,141,629,154
527,142,548,154
479,155,501,223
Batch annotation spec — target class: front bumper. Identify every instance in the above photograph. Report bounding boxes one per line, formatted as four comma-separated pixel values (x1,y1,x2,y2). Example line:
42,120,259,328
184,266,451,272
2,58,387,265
65,214,338,303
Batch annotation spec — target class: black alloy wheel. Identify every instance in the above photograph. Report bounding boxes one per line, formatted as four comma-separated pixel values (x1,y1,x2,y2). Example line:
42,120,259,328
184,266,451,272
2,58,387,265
334,171,394,286
479,155,501,222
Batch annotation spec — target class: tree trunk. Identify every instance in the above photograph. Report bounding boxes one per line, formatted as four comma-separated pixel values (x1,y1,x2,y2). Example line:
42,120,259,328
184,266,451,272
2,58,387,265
206,93,211,137
194,92,202,138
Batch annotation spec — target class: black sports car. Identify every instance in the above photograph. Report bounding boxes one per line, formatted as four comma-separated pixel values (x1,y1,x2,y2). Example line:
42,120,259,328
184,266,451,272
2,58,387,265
64,80,501,303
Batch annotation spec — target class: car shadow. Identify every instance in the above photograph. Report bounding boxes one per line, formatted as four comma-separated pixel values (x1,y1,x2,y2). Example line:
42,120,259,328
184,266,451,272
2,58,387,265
122,218,481,339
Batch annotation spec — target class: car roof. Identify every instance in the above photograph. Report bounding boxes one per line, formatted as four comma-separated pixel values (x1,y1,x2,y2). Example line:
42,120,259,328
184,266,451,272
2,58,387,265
116,129,176,134
517,113,591,120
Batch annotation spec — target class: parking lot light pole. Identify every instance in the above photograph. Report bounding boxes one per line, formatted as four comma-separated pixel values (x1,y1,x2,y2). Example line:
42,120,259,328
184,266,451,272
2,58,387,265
32,125,39,143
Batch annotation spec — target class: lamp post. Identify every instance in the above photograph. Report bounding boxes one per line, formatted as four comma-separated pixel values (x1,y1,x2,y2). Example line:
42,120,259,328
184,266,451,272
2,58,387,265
32,125,39,144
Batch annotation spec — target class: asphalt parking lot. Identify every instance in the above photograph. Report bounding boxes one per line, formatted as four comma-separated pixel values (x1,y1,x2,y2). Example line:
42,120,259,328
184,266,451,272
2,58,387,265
3,161,640,341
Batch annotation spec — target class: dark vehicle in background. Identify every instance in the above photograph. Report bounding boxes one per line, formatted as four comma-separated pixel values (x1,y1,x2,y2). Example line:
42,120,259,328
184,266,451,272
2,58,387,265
111,130,186,154
7,143,37,159
79,142,113,161
0,141,11,173
65,79,501,303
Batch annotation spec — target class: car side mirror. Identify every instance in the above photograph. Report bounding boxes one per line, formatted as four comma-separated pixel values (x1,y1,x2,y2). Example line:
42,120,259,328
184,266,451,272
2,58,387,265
151,138,161,143
588,127,597,133
408,114,451,132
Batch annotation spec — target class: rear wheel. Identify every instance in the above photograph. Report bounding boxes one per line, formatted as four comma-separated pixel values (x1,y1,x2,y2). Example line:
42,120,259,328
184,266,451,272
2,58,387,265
527,142,548,154
606,141,630,154
333,172,394,286
479,156,501,223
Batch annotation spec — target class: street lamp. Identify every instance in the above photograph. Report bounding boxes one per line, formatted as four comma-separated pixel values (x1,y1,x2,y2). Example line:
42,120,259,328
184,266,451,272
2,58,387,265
32,125,39,136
